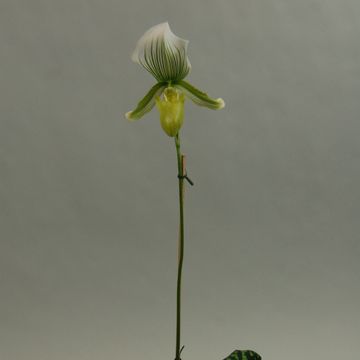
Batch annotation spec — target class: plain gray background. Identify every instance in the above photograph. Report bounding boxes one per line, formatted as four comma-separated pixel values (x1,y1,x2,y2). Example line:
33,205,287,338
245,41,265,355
1,1,359,359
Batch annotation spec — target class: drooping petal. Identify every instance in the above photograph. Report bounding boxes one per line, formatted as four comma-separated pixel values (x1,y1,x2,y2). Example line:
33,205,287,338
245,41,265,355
126,82,166,121
131,22,191,82
175,80,225,110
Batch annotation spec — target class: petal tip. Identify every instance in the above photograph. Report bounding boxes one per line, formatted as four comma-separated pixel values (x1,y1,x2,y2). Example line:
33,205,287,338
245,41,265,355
217,98,225,109
125,111,134,120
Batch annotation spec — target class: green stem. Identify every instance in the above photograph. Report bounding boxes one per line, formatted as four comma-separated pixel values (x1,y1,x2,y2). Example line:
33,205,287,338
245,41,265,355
175,133,184,360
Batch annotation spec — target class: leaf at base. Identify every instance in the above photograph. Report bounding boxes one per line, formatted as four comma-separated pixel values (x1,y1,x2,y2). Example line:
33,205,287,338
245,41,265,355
222,349,262,360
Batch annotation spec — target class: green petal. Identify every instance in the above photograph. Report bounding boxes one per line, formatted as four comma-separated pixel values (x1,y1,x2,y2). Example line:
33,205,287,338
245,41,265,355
126,82,166,121
175,80,225,110
131,22,191,82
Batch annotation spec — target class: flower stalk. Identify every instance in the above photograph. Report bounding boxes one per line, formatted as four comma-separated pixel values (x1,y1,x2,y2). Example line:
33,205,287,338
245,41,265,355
175,133,185,360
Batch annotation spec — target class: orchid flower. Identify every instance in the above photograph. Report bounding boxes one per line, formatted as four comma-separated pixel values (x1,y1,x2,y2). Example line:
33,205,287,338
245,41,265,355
126,22,225,136
126,23,262,360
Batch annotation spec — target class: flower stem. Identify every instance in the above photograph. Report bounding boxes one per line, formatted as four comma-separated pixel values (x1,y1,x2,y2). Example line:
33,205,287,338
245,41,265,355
175,133,185,360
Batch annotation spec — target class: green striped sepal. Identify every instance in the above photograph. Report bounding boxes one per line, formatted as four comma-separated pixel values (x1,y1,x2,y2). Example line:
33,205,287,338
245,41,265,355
131,22,191,83
222,350,261,360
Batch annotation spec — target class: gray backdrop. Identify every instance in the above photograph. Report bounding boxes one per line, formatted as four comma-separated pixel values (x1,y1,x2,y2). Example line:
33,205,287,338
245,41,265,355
1,1,359,359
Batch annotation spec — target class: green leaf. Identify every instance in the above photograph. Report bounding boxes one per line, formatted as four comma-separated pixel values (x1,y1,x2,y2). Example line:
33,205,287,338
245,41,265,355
125,82,166,121
222,350,262,360
175,80,225,110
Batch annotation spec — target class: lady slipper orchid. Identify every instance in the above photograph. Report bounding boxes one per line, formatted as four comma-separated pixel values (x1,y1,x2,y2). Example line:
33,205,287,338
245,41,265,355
125,22,225,135
126,23,261,360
